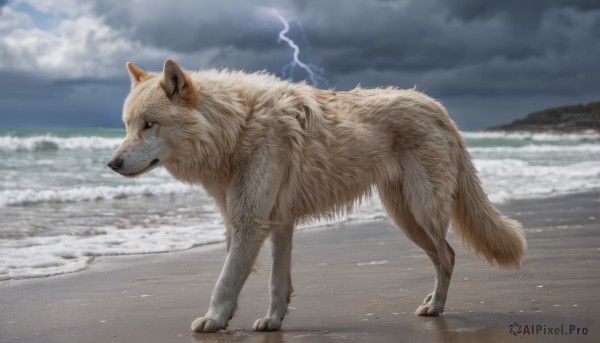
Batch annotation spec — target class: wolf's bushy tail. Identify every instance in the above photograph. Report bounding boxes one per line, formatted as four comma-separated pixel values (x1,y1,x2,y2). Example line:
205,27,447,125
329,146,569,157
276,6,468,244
451,145,527,269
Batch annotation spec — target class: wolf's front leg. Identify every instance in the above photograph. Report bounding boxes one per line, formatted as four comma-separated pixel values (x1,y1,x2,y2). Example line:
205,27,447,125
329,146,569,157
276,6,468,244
191,233,268,333
192,141,284,333
253,223,294,331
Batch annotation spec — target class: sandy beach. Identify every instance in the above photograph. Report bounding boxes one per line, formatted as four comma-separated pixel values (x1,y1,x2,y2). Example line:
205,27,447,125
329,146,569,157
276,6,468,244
1,192,599,343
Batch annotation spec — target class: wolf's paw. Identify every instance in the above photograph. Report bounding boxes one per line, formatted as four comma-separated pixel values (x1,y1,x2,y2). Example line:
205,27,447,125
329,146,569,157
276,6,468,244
422,293,433,304
252,317,282,331
191,316,226,333
415,293,444,316
415,303,443,316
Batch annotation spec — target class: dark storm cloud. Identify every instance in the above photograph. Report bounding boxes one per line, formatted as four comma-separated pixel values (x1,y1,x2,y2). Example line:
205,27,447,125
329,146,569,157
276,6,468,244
0,0,8,8
0,71,127,128
297,1,600,72
442,0,600,22
91,0,282,53
2,0,600,129
89,0,312,76
91,0,600,96
289,0,600,114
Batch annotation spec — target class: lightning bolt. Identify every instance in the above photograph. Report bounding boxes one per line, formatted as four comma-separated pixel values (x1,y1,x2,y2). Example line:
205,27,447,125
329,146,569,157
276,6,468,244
270,9,329,88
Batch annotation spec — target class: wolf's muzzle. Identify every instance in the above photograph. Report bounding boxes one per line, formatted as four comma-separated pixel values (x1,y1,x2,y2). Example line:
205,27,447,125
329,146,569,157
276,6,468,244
107,157,124,171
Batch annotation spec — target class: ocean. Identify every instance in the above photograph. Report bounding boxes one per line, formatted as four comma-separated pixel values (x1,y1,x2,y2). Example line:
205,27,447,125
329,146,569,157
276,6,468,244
1,129,599,281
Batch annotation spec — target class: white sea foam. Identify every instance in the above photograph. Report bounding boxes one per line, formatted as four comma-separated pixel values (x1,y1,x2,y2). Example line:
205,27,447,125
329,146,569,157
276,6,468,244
475,159,600,203
0,223,225,281
0,199,387,281
469,144,600,154
0,183,195,206
462,131,600,142
0,135,122,152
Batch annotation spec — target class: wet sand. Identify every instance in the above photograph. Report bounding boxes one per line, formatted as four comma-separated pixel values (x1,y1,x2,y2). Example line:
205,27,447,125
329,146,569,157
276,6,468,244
1,192,599,342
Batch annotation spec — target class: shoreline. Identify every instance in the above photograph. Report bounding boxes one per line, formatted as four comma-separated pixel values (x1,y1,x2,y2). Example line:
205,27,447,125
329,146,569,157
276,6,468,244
3,188,600,283
1,191,599,342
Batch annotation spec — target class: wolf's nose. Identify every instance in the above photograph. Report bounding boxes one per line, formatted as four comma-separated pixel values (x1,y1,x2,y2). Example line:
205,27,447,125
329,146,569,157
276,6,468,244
107,157,124,171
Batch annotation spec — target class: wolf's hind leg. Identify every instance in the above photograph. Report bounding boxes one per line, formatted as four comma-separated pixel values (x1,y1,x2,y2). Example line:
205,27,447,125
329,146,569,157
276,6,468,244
378,180,455,316
414,240,455,316
253,222,294,331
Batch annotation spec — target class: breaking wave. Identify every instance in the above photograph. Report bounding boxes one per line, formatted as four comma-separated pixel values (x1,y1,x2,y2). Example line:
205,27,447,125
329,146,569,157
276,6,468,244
0,135,122,152
0,183,195,207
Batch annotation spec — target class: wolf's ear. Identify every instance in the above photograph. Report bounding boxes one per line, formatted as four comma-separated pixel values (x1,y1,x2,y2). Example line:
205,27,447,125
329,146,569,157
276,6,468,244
126,62,149,88
162,59,197,107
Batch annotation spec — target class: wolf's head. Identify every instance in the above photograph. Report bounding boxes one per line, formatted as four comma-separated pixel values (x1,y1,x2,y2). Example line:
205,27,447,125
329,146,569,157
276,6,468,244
108,59,198,178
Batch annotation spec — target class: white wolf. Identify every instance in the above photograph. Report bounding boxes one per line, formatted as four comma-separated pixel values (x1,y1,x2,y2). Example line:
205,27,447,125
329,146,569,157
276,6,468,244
108,59,526,333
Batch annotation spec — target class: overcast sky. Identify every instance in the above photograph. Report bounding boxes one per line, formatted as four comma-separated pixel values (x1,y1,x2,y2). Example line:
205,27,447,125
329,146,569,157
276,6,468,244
0,0,598,130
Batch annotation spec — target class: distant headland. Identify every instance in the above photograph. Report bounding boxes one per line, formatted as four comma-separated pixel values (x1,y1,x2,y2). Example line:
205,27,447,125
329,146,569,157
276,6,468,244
488,101,600,132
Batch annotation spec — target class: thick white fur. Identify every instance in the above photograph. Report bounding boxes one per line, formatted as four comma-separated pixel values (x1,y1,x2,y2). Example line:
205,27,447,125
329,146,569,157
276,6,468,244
110,59,527,332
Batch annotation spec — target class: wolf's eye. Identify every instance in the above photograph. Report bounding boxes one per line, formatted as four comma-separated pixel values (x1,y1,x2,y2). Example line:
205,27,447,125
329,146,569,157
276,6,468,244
144,121,155,130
